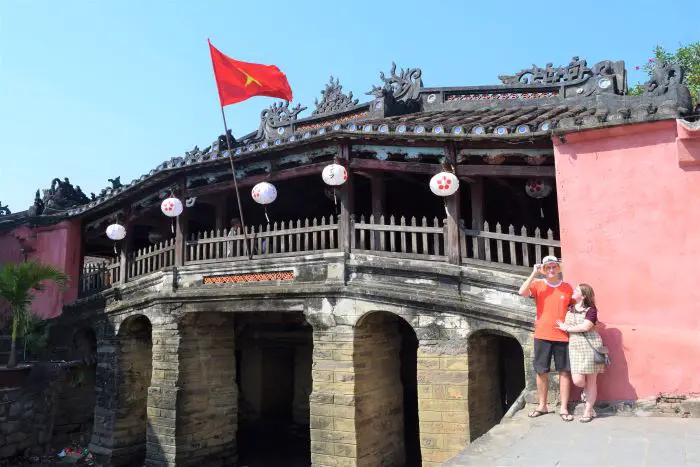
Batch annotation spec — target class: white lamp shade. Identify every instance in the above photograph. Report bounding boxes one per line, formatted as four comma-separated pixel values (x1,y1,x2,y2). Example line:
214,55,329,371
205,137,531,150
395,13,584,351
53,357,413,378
321,163,348,186
106,223,126,241
252,182,277,205
429,172,460,197
525,179,553,199
161,197,184,217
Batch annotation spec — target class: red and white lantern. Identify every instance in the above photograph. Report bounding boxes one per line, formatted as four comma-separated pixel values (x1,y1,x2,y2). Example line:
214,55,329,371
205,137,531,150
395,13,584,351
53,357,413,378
252,182,277,205
525,179,553,199
429,172,460,197
160,197,184,217
321,163,348,186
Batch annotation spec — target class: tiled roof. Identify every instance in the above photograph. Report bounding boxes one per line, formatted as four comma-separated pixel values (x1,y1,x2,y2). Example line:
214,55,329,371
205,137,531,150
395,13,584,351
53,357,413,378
2,56,696,228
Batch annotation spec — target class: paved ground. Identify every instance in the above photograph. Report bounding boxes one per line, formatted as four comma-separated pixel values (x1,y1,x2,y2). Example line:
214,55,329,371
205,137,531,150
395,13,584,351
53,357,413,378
443,411,700,466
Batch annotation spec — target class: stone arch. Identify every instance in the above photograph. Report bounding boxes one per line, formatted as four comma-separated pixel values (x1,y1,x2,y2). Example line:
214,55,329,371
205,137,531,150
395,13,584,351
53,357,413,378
354,310,421,466
113,314,153,467
466,328,526,441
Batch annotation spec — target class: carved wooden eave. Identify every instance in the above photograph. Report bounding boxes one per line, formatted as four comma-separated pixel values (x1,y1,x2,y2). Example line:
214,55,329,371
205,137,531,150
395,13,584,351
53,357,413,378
3,56,694,230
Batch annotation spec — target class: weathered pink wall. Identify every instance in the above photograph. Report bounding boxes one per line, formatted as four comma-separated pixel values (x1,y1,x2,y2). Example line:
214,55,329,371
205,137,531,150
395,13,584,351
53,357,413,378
0,220,81,320
553,119,700,400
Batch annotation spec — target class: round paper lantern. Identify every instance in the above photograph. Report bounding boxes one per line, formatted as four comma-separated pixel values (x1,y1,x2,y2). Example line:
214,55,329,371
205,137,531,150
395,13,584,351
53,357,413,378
160,197,184,217
321,163,348,186
525,179,553,199
106,223,126,241
252,182,277,205
429,172,460,197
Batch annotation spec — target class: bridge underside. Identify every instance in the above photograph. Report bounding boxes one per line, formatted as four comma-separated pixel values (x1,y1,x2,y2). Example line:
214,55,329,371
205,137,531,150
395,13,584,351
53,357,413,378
54,253,536,467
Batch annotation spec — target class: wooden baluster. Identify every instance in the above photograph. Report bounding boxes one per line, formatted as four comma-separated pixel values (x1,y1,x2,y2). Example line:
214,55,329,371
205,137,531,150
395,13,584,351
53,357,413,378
434,217,441,256
509,225,517,265
328,216,335,250
379,215,386,251
389,216,396,252
295,219,302,253
400,216,407,253
359,215,366,250
303,218,309,251
270,222,276,254
521,226,530,267
534,228,542,264
350,215,356,250
368,215,375,250
310,218,317,251
411,217,418,254
472,219,480,260
422,217,429,255
483,221,492,262
278,221,285,254
320,217,327,250
547,229,555,257
496,223,504,263
460,219,467,259
287,220,294,252
253,224,260,256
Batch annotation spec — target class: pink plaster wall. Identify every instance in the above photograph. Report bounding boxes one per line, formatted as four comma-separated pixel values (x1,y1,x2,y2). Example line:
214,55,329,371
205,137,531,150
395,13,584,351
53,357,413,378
0,220,81,321
553,119,700,400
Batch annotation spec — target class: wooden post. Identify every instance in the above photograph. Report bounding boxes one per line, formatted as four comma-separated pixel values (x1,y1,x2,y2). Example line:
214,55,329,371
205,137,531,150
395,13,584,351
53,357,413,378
444,145,461,264
470,176,485,260
215,194,229,232
119,207,133,285
370,173,385,248
338,144,354,255
175,180,188,267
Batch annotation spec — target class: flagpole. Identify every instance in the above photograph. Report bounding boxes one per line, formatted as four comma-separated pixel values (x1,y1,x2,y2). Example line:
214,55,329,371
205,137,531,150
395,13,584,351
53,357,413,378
220,106,252,259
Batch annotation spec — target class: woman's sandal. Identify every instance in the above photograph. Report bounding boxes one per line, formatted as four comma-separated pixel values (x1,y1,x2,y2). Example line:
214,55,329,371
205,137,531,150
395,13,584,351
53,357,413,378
528,410,550,418
579,416,594,423
559,413,574,422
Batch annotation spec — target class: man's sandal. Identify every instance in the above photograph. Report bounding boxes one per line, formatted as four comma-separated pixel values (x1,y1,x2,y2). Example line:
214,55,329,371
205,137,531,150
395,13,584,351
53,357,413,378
528,410,549,418
579,416,594,423
559,413,574,422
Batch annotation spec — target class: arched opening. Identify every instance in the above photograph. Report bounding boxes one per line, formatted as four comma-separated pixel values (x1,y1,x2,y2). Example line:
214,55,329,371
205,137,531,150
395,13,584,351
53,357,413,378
113,315,152,467
354,311,421,466
53,328,98,447
236,311,313,466
467,330,525,441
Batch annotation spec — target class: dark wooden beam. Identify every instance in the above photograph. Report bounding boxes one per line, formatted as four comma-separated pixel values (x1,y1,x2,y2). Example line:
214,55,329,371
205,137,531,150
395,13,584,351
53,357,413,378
338,144,353,255
457,164,555,178
186,162,328,198
174,179,188,267
444,145,461,265
350,157,555,178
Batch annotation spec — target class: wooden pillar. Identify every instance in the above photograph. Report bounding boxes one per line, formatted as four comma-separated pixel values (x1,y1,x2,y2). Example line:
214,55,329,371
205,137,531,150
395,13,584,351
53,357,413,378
338,143,354,255
215,194,229,233
445,145,461,264
119,207,133,285
470,177,485,260
175,180,188,267
370,173,385,247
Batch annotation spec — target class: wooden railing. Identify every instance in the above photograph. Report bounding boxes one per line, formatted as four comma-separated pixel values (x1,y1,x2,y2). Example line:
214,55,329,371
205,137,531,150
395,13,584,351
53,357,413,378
186,216,340,264
77,214,560,296
128,239,176,280
352,215,446,261
79,259,120,297
460,220,561,270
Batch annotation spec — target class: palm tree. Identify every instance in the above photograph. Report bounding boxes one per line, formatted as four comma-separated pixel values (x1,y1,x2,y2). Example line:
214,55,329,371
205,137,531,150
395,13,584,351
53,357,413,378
0,261,68,368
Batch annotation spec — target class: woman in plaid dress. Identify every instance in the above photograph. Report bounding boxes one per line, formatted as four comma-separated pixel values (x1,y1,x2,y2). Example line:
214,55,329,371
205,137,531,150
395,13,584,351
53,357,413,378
556,284,605,423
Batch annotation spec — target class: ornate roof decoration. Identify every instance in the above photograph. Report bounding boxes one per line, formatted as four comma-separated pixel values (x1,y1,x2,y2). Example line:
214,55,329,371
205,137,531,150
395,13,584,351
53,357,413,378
367,62,423,103
244,101,307,143
183,145,212,164
498,56,619,86
0,201,9,216
27,178,90,216
95,177,123,199
313,76,359,116
218,130,236,150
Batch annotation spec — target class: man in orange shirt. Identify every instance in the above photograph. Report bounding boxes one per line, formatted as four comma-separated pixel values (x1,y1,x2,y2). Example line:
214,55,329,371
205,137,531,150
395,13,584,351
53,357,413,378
518,255,575,422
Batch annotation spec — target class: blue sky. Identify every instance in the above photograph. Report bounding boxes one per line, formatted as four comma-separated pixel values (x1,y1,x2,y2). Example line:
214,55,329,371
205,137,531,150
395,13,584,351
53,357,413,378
1,0,698,212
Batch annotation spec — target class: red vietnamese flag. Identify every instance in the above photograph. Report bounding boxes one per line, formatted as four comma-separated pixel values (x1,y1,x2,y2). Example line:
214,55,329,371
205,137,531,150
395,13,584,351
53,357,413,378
208,39,293,107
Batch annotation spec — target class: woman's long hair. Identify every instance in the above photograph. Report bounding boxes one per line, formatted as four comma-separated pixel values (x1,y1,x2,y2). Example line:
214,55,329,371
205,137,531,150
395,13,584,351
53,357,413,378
579,283,597,309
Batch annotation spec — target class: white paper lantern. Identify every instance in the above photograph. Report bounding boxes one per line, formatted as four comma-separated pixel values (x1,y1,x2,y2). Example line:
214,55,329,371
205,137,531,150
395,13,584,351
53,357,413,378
106,223,126,241
429,172,460,197
525,179,553,199
321,163,348,186
252,182,277,205
161,197,184,217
